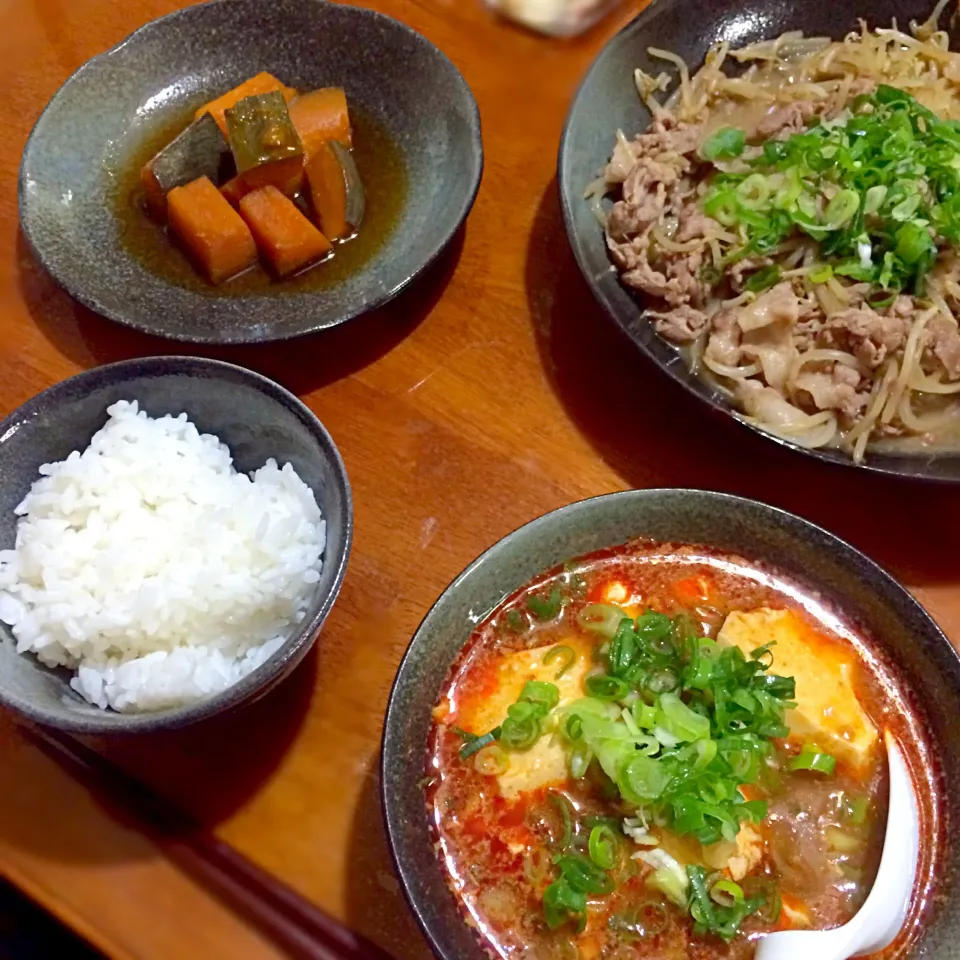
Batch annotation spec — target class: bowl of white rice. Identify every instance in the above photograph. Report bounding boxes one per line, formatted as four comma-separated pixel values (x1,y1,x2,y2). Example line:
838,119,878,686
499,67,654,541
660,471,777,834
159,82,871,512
0,356,352,732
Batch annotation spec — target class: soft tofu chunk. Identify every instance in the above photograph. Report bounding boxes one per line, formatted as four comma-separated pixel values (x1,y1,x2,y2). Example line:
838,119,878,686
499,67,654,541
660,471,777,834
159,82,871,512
718,607,879,775
453,641,590,799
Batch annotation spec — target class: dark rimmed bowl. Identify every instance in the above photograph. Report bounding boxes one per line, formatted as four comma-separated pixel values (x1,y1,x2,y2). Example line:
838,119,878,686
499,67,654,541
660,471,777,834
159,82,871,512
19,0,483,345
558,0,960,482
0,357,352,733
382,489,960,959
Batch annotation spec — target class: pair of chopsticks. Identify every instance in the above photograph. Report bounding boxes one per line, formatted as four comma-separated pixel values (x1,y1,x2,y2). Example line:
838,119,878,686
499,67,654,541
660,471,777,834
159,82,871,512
24,727,398,960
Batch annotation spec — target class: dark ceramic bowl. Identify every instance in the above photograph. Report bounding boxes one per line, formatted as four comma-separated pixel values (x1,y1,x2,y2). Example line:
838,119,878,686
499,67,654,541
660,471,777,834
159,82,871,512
0,357,352,733
382,489,960,959
19,0,483,344
558,0,960,482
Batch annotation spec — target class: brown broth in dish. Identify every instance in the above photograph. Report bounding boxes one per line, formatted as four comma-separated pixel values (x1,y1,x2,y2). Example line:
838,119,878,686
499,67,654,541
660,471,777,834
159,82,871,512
110,105,407,295
426,541,939,959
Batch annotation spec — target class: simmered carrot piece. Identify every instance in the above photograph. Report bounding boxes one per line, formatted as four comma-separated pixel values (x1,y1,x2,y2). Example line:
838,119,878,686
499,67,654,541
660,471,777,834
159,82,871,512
239,186,332,277
288,87,352,158
195,72,296,135
305,142,348,240
167,176,257,284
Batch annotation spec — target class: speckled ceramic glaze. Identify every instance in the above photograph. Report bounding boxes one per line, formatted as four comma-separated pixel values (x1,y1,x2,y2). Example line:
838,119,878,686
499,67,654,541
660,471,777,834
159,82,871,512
19,0,483,344
0,357,352,733
382,490,960,959
559,0,960,482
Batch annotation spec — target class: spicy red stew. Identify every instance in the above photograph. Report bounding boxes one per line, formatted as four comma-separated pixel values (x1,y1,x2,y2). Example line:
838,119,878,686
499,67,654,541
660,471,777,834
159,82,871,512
426,541,935,959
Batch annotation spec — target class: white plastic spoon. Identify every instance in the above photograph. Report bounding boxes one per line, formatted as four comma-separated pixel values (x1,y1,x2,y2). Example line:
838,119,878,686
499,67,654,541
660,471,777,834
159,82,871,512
754,730,919,960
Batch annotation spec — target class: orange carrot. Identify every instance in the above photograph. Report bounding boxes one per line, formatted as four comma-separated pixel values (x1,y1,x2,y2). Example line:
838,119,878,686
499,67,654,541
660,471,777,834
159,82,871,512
238,186,332,277
195,72,296,135
305,141,349,240
288,87,352,158
166,176,257,284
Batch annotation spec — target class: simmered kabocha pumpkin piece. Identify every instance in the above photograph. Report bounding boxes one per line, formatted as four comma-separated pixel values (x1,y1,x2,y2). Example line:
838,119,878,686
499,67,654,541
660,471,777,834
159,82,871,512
224,91,305,193
195,72,296,135
288,87,352,159
239,185,332,277
140,113,233,220
305,140,365,241
167,176,257,284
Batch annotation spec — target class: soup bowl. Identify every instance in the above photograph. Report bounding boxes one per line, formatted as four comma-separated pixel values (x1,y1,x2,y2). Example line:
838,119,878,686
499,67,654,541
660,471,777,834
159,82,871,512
382,489,960,958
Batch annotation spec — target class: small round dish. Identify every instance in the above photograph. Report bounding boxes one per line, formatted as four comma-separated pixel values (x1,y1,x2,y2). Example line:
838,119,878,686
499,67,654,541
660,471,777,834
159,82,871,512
558,0,960,481
19,0,483,344
381,489,960,959
0,356,352,733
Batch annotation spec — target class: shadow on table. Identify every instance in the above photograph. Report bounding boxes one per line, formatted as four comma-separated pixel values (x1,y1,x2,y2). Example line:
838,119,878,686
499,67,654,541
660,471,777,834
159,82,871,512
344,754,432,960
17,226,465,397
0,646,317,866
524,178,960,588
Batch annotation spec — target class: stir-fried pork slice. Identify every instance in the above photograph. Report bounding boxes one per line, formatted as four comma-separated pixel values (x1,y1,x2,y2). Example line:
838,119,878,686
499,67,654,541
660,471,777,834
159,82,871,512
604,119,702,184
818,303,912,369
704,308,742,366
755,102,819,140
737,380,818,428
794,364,868,420
736,283,801,391
646,304,709,344
925,315,960,380
736,282,799,332
607,233,708,307
606,156,684,240
675,205,721,243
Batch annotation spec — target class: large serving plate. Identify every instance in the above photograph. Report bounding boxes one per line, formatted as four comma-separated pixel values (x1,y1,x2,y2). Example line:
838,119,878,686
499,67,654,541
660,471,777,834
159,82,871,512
558,0,960,481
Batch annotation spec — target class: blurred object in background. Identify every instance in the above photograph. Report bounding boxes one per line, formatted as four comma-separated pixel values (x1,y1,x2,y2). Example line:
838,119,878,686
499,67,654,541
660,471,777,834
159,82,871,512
483,0,628,36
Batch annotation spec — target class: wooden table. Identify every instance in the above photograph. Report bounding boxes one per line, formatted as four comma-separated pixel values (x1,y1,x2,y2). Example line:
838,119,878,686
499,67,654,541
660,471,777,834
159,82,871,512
2,0,960,957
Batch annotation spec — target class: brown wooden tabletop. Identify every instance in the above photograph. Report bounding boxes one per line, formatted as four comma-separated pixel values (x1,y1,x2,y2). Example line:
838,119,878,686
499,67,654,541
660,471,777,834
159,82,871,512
2,0,960,957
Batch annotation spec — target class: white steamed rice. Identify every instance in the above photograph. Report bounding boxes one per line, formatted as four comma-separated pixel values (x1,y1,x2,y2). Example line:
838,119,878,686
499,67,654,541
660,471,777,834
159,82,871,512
0,400,326,713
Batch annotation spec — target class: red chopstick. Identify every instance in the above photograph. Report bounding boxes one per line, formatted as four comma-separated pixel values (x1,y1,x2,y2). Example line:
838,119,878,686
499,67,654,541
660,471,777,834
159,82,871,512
24,727,398,960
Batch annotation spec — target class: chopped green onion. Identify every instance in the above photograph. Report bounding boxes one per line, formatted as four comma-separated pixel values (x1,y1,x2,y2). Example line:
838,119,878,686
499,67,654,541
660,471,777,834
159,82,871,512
527,586,563,621
543,879,587,931
701,126,746,162
744,264,782,292
565,714,583,740
520,680,560,712
789,743,837,775
824,189,860,228
737,174,772,209
570,742,592,779
504,608,526,632
456,726,501,760
621,754,671,802
586,674,630,701
710,878,745,906
473,743,508,776
588,824,619,870
578,603,629,639
543,644,576,679
892,193,921,221
808,263,833,284
863,185,888,215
